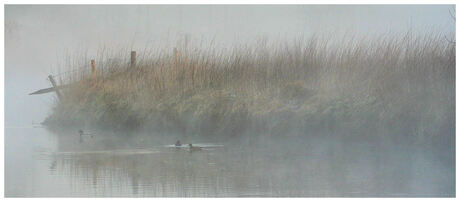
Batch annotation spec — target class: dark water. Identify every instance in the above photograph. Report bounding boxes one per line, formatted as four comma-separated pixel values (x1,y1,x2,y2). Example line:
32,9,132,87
5,126,455,197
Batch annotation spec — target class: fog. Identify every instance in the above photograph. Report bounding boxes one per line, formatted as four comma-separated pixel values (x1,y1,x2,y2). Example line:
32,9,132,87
5,5,454,125
4,5,455,197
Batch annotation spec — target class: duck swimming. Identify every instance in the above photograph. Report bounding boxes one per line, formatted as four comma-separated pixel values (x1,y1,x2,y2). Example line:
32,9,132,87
175,140,182,147
188,143,202,152
78,129,94,138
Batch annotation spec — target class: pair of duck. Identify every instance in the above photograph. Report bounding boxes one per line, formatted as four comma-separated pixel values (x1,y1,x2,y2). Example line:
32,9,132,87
175,140,202,151
78,129,94,138
78,129,94,143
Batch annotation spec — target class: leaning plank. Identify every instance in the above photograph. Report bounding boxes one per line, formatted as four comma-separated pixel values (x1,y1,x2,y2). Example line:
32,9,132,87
29,84,72,95
48,75,62,100
29,87,56,95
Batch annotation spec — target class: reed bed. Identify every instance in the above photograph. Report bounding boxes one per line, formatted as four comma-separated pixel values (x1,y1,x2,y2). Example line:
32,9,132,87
44,33,455,140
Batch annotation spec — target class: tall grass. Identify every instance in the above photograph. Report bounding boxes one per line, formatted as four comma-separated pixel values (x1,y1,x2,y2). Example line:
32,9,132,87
45,33,455,140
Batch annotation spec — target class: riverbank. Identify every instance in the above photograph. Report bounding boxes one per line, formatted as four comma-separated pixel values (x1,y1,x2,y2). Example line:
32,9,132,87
43,33,455,141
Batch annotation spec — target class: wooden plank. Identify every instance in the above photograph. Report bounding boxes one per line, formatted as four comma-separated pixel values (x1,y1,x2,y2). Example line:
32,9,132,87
48,75,62,100
29,84,72,95
29,87,56,95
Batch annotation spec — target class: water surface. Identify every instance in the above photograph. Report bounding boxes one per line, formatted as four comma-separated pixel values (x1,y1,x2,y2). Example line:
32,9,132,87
5,127,455,197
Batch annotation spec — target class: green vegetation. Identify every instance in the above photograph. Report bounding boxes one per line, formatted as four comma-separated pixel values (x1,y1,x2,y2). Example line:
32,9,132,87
44,33,455,140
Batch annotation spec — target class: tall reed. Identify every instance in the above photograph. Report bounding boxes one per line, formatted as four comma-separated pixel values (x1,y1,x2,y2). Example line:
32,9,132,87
45,33,455,140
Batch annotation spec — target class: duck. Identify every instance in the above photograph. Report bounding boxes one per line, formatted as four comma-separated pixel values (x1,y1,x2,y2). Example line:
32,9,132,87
188,143,202,152
78,129,94,138
175,140,182,147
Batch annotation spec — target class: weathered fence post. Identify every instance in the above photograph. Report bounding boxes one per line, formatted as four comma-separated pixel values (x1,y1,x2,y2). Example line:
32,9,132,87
130,51,136,69
91,59,97,77
48,75,62,100
173,48,179,63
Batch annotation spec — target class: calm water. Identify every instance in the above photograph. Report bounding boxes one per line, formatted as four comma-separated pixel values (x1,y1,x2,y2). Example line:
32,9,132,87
5,126,455,197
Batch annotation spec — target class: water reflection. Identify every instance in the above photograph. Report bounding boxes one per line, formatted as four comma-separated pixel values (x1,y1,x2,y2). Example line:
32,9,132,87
46,148,234,197
6,127,455,197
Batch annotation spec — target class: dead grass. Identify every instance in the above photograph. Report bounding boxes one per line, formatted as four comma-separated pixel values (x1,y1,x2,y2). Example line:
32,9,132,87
44,33,455,139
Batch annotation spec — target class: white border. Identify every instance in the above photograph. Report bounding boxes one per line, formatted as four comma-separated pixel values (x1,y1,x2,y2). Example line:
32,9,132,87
1,1,457,200
0,0,459,5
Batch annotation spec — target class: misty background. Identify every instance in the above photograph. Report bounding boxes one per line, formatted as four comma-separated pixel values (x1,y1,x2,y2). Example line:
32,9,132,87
4,5,455,127
4,5,456,197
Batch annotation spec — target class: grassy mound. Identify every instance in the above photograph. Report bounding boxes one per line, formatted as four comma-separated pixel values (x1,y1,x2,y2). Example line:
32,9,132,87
44,33,455,140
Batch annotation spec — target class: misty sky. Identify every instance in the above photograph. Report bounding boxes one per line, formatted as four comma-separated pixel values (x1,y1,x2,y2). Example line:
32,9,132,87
4,5,456,126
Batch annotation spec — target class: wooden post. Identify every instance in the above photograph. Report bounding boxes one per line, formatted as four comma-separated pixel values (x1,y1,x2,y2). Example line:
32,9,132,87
130,51,136,69
173,48,179,63
48,75,62,100
91,59,97,77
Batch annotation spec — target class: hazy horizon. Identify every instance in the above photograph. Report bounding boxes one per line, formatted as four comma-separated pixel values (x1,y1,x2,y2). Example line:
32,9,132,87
4,5,456,197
